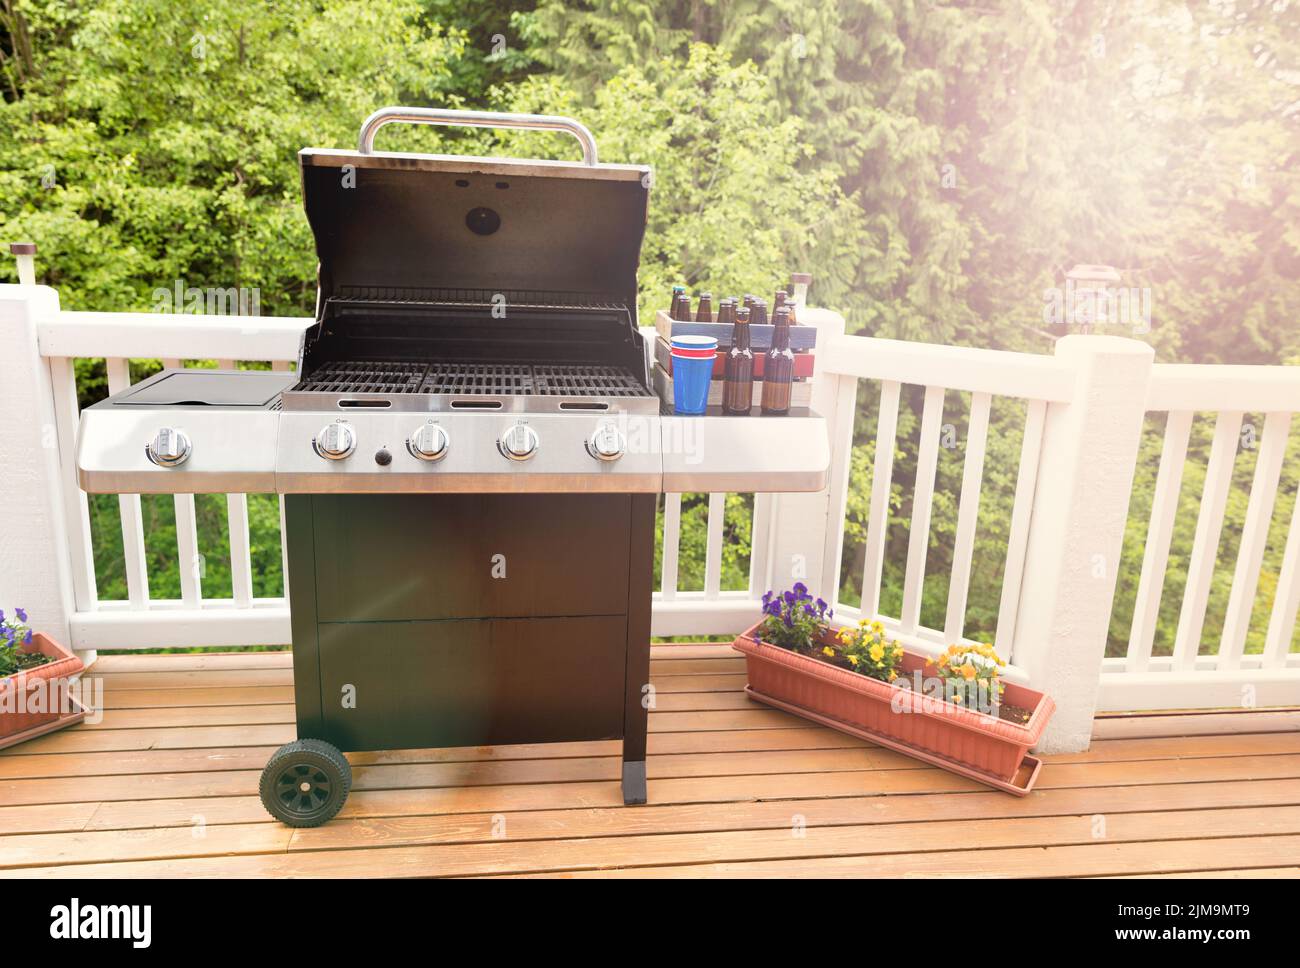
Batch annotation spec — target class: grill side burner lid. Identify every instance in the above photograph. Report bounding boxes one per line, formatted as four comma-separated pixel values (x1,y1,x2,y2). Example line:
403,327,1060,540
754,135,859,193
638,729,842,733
299,108,650,319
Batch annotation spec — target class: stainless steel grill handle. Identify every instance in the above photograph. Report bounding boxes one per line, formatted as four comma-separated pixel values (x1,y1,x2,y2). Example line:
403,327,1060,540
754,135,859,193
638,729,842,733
358,107,599,165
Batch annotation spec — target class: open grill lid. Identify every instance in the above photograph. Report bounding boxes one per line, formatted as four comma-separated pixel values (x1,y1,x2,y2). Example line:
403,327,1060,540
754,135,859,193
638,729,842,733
299,108,651,333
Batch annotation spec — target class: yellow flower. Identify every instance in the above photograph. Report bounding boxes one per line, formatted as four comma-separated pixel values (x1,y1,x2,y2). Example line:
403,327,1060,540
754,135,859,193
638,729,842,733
869,643,885,662
847,655,860,666
961,664,977,680
822,646,835,657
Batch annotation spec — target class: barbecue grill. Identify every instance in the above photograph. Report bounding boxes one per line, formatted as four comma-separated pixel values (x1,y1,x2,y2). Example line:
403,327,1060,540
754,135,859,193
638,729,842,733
76,108,830,826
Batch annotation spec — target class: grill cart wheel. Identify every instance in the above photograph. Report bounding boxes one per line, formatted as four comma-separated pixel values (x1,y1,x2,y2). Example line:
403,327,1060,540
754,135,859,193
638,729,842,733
260,739,352,827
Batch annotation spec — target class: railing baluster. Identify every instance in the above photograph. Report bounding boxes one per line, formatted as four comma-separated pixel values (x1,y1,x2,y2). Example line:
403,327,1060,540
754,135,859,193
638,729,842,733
162,358,182,369
1126,410,1193,672
861,380,901,617
1218,412,1291,668
944,391,991,643
704,492,725,598
660,493,681,600
174,493,202,605
48,356,99,610
1171,410,1242,670
227,493,254,605
105,358,150,607
900,385,945,634
271,360,291,372
1262,476,1300,670
218,359,237,370
820,375,860,606
748,492,774,597
994,399,1047,663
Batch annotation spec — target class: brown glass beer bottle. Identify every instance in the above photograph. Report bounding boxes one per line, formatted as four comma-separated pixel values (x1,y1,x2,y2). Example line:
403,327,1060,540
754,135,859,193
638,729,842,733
761,306,794,416
722,302,753,416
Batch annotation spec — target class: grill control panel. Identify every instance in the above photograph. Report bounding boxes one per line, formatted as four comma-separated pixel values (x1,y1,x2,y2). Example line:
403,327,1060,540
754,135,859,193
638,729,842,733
275,412,665,493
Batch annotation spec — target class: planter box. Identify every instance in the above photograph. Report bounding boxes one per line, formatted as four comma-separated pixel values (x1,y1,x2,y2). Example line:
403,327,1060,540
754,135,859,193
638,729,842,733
733,623,1055,795
0,633,87,750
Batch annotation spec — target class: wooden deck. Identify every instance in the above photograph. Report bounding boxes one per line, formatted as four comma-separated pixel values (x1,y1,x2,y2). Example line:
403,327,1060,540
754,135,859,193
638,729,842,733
2,645,1299,878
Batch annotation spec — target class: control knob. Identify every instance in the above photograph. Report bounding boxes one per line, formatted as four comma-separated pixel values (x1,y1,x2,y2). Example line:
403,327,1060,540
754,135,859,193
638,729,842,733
314,422,356,460
145,427,192,467
408,423,449,462
587,425,626,462
499,423,539,461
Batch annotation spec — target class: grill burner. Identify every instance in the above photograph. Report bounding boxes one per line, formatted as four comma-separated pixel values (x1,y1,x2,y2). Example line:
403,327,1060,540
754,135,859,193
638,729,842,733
289,361,651,399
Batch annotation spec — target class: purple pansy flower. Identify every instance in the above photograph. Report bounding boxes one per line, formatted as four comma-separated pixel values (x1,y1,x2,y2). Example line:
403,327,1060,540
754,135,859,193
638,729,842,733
14,607,26,623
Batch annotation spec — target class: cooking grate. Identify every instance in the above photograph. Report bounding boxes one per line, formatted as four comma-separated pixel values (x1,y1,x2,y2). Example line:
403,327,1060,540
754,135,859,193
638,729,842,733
532,365,648,397
288,361,651,398
291,361,427,394
421,363,534,395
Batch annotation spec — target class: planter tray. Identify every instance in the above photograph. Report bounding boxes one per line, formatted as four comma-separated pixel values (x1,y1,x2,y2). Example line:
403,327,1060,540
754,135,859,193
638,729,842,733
0,695,87,752
745,685,1044,796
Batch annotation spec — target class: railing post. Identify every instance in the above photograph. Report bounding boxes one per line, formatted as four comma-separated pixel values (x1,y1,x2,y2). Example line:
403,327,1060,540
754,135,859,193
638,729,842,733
1013,335,1153,752
763,306,852,599
0,278,78,654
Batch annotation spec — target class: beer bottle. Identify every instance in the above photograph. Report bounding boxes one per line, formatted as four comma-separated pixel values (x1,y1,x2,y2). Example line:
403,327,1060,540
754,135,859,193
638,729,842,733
695,292,714,321
722,303,753,416
761,306,794,416
670,284,686,314
750,298,768,328
742,294,755,313
773,289,788,316
672,291,692,321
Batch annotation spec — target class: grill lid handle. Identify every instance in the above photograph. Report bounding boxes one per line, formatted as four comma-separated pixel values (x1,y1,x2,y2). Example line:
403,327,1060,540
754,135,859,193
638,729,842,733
357,107,599,166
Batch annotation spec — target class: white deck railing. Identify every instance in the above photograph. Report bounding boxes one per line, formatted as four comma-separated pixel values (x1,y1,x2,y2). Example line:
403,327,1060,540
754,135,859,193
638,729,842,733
3,282,1298,753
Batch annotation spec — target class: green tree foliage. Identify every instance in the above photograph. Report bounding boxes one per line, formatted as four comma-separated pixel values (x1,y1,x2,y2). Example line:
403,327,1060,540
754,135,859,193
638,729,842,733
2,1,1297,656
0,0,467,313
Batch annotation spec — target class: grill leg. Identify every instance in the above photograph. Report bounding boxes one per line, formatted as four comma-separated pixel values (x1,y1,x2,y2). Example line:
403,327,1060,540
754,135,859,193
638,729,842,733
621,494,654,807
621,760,647,805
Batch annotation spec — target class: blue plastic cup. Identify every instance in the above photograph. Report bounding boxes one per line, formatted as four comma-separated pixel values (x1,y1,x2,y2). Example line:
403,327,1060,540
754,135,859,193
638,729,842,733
670,335,717,415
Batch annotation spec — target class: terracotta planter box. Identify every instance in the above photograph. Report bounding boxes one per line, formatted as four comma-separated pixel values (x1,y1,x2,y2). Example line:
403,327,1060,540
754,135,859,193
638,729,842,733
0,633,87,750
733,623,1055,795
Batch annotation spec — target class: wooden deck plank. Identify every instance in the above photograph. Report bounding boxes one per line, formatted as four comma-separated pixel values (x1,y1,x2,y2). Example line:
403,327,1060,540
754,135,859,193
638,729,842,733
493,835,1300,879
10,818,1300,879
8,749,1300,816
3,649,1297,877
36,774,1300,837
15,782,1300,864
8,729,1300,784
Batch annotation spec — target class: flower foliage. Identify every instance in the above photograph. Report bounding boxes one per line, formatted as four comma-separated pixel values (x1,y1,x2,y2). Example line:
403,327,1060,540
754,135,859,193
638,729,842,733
0,607,35,677
759,584,830,653
833,618,905,684
925,643,1006,710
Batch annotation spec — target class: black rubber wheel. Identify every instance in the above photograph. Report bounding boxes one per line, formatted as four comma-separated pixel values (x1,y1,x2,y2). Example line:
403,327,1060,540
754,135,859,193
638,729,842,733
260,739,352,827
